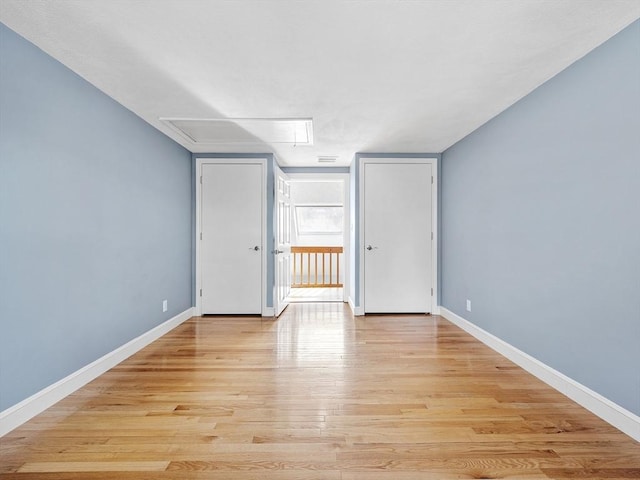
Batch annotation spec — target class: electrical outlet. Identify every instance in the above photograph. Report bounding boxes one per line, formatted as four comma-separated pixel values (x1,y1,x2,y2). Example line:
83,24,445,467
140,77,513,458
466,299,471,312
162,299,168,312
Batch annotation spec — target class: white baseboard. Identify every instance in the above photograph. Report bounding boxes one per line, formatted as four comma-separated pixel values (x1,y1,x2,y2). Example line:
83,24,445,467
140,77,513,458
347,298,437,316
348,296,364,316
0,307,195,437
439,307,640,442
262,306,275,317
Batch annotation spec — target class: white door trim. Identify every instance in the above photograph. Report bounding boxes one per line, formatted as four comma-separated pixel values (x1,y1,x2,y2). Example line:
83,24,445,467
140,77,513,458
274,164,291,317
358,157,438,314
286,172,350,303
195,157,268,316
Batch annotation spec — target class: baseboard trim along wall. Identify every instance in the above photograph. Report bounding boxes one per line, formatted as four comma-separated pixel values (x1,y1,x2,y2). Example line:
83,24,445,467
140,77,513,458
439,307,640,442
347,297,437,317
348,296,364,316
0,307,195,437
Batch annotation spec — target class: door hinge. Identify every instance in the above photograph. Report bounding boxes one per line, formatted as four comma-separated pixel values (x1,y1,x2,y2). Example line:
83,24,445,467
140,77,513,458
431,288,434,296
200,289,202,297
431,176,434,184
431,232,433,240
200,232,202,240
200,175,202,184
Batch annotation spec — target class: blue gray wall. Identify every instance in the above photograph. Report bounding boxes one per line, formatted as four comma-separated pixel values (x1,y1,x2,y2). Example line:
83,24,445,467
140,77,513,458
441,20,640,415
0,24,193,410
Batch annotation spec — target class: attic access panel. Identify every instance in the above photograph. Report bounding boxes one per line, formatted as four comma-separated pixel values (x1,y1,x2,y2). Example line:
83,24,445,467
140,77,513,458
161,118,313,145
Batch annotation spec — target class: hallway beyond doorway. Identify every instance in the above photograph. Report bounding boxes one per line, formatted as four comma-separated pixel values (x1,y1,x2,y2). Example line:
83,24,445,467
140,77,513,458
287,287,343,303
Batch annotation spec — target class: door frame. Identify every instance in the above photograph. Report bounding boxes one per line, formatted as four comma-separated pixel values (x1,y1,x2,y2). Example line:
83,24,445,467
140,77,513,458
274,164,291,317
358,157,438,315
195,157,268,316
286,172,350,303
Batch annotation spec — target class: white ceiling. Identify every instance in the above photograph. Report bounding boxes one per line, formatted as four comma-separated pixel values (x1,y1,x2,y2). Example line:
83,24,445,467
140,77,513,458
1,1,639,166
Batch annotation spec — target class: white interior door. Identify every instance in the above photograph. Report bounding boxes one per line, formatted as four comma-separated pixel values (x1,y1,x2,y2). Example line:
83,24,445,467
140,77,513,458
201,163,263,314
363,161,432,313
274,166,291,316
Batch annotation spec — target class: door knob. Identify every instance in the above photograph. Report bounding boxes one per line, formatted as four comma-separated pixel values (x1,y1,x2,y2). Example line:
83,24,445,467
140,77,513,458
272,249,284,255
366,245,378,251
252,246,260,251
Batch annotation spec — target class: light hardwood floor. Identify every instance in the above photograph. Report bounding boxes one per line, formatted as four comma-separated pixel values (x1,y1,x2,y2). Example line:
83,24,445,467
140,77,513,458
1,303,639,479
287,287,343,302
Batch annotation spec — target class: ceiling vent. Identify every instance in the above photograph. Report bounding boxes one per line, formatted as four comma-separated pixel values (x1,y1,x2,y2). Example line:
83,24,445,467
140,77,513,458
160,118,313,145
317,156,338,163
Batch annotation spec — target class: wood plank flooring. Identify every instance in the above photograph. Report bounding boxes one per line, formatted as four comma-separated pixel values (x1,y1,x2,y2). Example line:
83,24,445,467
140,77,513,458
2,302,639,479
287,287,344,303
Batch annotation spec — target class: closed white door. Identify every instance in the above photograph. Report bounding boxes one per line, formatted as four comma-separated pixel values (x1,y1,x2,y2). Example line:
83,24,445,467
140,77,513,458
363,162,432,313
274,166,291,316
201,163,263,314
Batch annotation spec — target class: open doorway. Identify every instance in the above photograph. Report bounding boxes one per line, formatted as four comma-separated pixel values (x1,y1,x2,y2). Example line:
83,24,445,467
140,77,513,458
286,176,347,303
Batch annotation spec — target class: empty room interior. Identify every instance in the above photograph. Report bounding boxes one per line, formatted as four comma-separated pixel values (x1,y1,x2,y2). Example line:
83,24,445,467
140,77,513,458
1,1,639,478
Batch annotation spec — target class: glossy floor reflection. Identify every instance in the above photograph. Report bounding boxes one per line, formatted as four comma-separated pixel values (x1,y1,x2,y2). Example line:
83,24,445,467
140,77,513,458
2,303,639,479
276,302,349,365
287,287,344,302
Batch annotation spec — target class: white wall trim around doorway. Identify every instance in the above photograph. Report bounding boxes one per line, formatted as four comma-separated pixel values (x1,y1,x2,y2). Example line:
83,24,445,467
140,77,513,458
358,157,438,314
195,157,269,316
286,172,351,304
